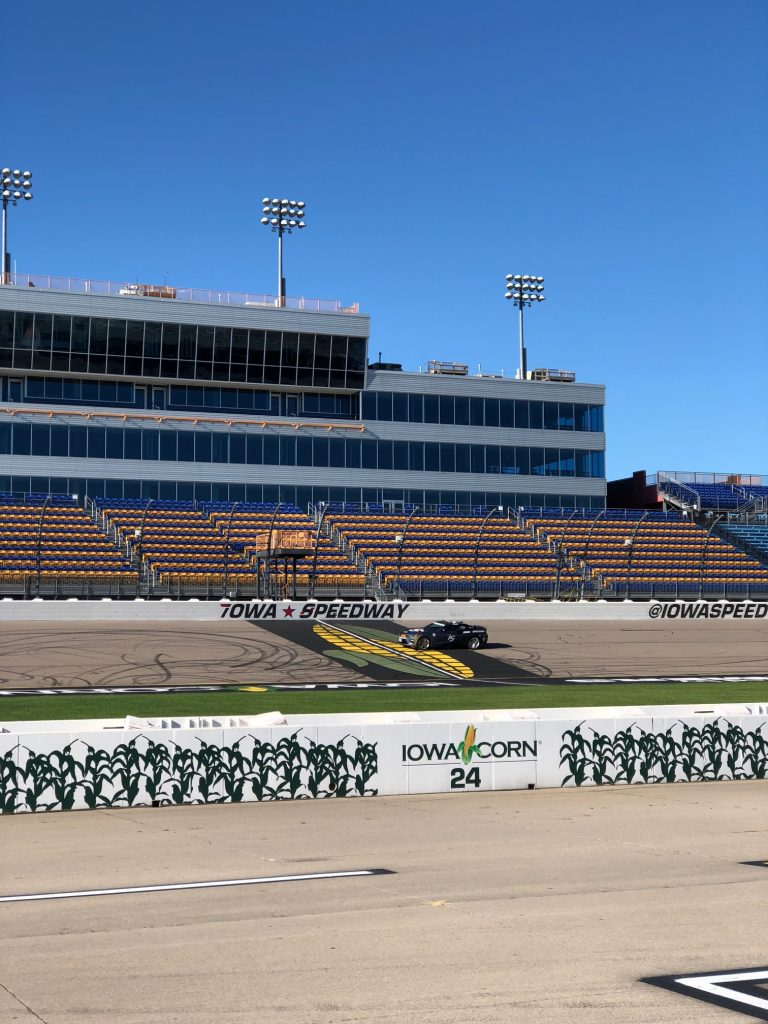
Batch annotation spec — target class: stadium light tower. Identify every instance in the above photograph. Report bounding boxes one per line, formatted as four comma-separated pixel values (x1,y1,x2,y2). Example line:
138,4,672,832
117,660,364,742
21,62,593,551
504,274,544,380
260,197,306,306
1,167,33,285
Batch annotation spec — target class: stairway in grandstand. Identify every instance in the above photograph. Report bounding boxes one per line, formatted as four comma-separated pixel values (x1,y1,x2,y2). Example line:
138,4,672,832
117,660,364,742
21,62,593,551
0,492,132,595
93,499,364,595
718,523,768,566
323,506,560,598
521,507,768,597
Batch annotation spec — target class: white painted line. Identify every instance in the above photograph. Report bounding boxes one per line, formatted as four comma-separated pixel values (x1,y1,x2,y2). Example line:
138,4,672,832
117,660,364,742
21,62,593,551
675,969,768,1014
0,868,392,904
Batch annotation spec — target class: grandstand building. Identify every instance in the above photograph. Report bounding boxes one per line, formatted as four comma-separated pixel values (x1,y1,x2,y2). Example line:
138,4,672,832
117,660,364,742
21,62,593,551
0,274,606,510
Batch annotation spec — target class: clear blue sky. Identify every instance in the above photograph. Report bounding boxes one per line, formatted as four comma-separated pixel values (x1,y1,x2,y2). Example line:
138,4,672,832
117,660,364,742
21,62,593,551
5,0,767,480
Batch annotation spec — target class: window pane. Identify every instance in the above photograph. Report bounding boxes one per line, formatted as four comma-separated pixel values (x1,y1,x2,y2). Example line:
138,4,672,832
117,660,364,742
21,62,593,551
409,441,424,471
88,427,106,458
470,397,484,426
229,433,245,464
377,440,393,470
361,392,376,419
529,401,543,429
393,440,408,471
424,395,439,423
345,437,361,468
311,436,328,467
51,425,69,457
514,400,530,429
106,427,123,459
543,402,558,430
263,435,279,464
377,392,392,421
329,437,345,467
361,439,377,469
142,430,159,460
424,442,439,471
408,393,423,423
279,435,296,465
500,399,515,428
31,423,50,456
485,399,499,427
439,443,455,472
558,402,575,430
454,396,469,426
439,395,454,425
212,433,229,463
69,426,87,457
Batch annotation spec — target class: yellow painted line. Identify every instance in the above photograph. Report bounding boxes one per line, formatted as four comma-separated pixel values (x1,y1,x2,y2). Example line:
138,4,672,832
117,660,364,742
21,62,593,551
312,622,474,680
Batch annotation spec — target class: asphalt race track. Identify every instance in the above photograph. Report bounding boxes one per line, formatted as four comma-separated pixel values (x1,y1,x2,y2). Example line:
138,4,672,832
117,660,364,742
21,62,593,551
2,782,767,1023
0,616,766,689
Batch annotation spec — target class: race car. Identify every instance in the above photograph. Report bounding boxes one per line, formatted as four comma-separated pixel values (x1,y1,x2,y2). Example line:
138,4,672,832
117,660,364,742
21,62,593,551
398,620,488,651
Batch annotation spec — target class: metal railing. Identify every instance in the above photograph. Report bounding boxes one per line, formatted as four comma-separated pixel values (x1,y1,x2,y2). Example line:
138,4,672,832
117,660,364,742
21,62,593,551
3,273,359,315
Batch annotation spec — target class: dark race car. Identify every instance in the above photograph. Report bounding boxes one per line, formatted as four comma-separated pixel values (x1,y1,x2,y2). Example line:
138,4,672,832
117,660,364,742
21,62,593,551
398,620,488,651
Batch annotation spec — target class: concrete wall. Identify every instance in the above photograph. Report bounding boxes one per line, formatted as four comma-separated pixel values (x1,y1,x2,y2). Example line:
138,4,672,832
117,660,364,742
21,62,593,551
2,704,766,813
1,598,765,623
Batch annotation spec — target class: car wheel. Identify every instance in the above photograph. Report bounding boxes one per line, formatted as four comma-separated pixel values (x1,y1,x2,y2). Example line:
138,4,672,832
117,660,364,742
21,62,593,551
468,636,480,650
416,637,431,650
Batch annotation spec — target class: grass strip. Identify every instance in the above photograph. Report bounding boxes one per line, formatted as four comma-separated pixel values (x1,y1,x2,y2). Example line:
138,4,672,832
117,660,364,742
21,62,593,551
0,681,767,722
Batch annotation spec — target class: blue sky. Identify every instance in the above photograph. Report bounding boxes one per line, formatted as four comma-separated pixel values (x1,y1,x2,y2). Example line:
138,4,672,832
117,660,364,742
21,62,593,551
5,0,767,479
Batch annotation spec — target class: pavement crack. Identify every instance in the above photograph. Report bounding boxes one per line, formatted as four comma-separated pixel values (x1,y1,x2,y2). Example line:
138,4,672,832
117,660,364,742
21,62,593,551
0,981,50,1023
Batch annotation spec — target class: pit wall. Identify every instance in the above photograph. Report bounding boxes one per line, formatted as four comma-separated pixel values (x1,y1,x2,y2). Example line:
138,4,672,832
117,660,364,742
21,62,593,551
2,703,766,813
2,598,766,623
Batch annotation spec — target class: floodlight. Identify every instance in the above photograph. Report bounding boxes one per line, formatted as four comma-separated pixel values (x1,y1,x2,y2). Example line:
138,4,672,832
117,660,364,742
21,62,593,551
504,272,545,380
260,194,307,303
1,163,33,284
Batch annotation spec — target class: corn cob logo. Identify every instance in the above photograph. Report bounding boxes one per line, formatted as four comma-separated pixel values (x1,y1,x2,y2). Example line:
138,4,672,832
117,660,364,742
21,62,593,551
457,724,480,765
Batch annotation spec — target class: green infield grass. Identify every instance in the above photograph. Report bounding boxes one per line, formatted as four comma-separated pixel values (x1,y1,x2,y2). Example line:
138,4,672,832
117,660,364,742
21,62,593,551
1,680,767,722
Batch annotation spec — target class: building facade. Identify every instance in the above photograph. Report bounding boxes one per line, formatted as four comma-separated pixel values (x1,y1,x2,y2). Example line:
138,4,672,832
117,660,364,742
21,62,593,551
0,279,606,509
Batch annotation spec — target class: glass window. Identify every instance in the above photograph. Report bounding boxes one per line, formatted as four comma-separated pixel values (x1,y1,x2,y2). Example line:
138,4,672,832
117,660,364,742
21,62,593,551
393,440,408,471
99,381,117,403
329,437,345,468
264,331,281,366
454,440,473,471
529,401,543,430
361,439,377,469
142,430,159,460
117,382,133,405
88,427,106,459
574,403,589,431
453,395,470,426
230,328,248,364
591,406,604,432
516,447,531,475
63,379,81,401
440,443,455,473
213,327,231,363
530,447,545,476
195,432,212,462
437,395,453,424
345,437,361,468
246,434,262,464
31,423,50,456
424,395,439,423
279,435,296,466
361,392,376,419
558,402,575,431
407,442,424,471
51,315,72,351
485,445,500,473
485,398,499,427
311,436,328,467
347,338,366,372
377,392,393,421
69,425,87,458
500,446,516,474
470,445,485,474
559,448,576,476
229,433,245,464
392,392,408,422
500,399,515,428
514,400,530,429
51,424,68,457
106,427,123,459
469,397,484,427
544,448,560,475
378,440,393,470
160,431,176,461
0,310,14,347
330,336,347,370
408,393,423,423
543,402,559,430
297,435,313,466
179,324,196,360
196,325,214,362
170,385,186,406
143,322,161,357
263,435,279,464
82,381,99,403
124,428,142,459
424,442,440,472
212,432,229,463
27,378,44,398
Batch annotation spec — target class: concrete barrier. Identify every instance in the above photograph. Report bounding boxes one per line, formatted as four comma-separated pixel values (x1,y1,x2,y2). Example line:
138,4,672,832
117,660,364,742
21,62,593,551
4,598,763,623
2,703,766,813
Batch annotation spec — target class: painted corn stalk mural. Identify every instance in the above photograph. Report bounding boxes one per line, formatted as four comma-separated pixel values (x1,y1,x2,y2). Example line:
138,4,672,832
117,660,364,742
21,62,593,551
0,732,379,814
560,718,768,786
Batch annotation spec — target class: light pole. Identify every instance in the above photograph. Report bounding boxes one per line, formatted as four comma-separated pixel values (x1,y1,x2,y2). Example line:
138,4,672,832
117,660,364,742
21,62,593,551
222,501,241,598
1,168,33,285
504,274,544,380
395,505,421,597
260,197,306,306
472,506,504,599
624,510,651,599
580,508,607,599
699,514,725,599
